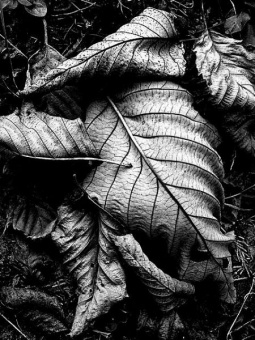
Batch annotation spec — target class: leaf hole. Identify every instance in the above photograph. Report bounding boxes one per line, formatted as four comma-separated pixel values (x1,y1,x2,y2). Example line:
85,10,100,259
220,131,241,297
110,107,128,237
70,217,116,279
222,258,229,269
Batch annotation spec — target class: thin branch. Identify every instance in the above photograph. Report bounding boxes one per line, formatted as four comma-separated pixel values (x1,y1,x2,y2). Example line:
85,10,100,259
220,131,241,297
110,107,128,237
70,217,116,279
226,183,255,200
51,4,95,17
0,33,27,59
42,18,48,46
0,312,30,340
227,278,255,340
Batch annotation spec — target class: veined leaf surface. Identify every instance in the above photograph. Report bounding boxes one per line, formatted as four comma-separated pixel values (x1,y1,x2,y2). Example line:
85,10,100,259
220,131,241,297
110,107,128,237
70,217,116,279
113,233,195,312
0,101,97,159
194,30,255,155
83,80,235,302
51,196,127,337
22,8,185,95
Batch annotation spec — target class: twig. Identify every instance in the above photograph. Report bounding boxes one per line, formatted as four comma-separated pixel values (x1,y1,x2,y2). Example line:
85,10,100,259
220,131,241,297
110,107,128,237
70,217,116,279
227,278,255,340
64,22,76,40
51,4,95,17
224,203,253,212
42,18,48,46
0,312,29,340
226,183,255,200
230,318,255,333
0,33,27,59
201,0,208,31
170,0,194,9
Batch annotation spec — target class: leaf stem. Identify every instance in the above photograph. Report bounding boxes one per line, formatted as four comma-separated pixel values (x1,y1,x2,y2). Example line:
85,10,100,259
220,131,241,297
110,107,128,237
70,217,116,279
12,153,132,167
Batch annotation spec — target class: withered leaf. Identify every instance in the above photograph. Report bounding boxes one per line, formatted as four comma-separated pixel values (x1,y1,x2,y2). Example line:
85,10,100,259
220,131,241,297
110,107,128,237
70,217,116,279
7,193,56,239
0,101,98,160
21,7,185,95
113,233,195,312
194,30,255,155
83,80,235,303
51,195,127,337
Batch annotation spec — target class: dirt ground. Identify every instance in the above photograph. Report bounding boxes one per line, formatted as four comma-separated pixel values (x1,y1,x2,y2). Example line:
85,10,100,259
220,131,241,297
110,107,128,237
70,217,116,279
1,0,255,339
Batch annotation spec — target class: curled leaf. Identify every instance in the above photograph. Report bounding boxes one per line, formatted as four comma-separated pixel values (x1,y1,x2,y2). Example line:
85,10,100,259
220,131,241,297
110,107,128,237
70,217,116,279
0,101,98,160
194,30,255,155
22,7,185,95
52,196,127,337
113,233,195,312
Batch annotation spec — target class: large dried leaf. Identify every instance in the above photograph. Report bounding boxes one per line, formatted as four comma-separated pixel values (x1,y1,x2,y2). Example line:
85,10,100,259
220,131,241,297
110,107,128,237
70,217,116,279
194,30,255,155
113,233,195,312
82,80,235,303
21,7,185,95
51,196,127,337
0,101,98,160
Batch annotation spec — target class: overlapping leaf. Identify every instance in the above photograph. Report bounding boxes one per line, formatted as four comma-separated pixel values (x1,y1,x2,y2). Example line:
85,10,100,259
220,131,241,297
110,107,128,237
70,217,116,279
0,101,98,160
113,233,195,312
7,193,56,238
21,7,185,95
51,196,127,337
82,80,235,304
194,30,255,155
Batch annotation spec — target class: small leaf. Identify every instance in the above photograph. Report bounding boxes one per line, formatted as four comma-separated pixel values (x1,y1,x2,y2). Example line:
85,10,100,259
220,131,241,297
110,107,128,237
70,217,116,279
137,309,185,340
224,12,251,35
113,234,195,312
25,44,66,88
24,0,47,17
7,193,56,239
224,15,242,34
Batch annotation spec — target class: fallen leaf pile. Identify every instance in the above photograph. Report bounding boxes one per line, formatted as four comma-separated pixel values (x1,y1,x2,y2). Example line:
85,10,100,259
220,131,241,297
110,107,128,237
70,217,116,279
2,5,255,339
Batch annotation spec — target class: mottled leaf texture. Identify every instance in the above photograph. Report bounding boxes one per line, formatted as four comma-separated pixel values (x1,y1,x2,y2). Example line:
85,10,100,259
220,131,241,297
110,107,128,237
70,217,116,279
51,197,127,337
113,233,195,312
0,101,98,159
22,7,185,95
7,193,56,238
194,30,255,155
83,80,235,304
